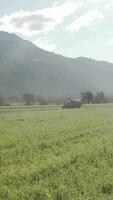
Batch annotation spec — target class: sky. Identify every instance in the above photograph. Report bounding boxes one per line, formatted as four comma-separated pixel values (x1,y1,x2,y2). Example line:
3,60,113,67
0,0,113,63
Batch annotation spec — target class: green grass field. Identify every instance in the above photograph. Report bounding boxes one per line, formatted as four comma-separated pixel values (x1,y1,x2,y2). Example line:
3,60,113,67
1,104,113,200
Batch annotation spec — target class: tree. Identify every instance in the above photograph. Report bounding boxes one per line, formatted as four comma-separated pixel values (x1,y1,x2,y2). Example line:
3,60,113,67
37,96,48,105
93,92,105,103
23,93,35,105
0,94,4,106
81,91,94,104
39,99,48,105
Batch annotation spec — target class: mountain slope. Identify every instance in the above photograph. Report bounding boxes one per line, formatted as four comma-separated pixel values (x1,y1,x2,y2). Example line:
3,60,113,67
0,31,113,97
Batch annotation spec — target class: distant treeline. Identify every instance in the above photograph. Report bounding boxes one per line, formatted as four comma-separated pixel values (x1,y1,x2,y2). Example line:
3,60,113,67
0,93,64,106
80,91,113,104
1,92,113,106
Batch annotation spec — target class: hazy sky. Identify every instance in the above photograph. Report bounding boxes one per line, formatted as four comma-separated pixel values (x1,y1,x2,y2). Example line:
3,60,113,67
0,0,113,62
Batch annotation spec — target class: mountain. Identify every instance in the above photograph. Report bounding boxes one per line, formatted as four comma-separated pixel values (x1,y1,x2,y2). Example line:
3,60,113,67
0,31,113,97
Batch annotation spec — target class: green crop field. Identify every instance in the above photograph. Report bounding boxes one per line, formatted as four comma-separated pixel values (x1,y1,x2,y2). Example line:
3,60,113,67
1,104,113,200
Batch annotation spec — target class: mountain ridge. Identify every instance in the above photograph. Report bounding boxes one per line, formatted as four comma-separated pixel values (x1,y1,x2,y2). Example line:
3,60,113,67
0,31,113,97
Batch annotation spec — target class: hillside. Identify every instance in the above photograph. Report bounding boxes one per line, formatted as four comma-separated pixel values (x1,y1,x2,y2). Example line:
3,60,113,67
0,31,113,97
